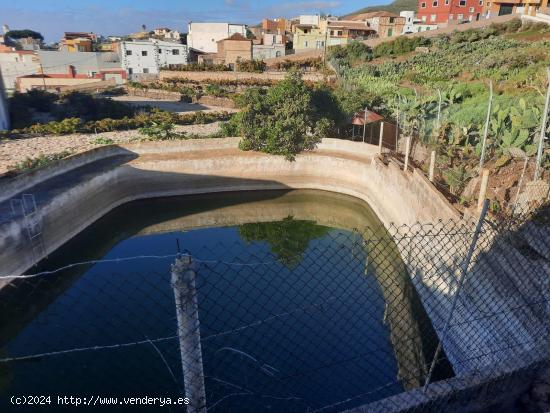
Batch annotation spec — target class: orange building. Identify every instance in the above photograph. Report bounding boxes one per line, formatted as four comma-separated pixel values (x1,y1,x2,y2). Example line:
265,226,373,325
262,18,287,33
486,0,547,16
60,32,97,52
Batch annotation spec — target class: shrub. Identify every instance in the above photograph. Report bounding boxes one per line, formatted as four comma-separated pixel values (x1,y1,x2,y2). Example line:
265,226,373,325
93,137,115,145
204,84,229,97
236,59,267,73
373,36,431,58
12,151,73,172
164,62,231,72
23,118,82,135
138,121,185,141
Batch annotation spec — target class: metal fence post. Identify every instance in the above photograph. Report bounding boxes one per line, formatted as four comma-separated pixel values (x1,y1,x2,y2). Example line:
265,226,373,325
429,150,436,182
534,67,550,181
479,81,493,170
423,199,490,392
171,256,207,413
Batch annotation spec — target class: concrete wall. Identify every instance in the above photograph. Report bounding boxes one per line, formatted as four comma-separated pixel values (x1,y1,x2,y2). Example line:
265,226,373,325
160,70,332,82
0,138,459,280
16,77,105,93
187,23,247,54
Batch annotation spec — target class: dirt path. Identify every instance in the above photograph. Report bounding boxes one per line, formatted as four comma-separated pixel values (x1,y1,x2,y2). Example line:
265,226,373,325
0,122,224,174
111,95,238,114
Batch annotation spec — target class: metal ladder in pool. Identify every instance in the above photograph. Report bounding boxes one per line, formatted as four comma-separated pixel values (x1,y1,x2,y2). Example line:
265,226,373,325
10,194,46,263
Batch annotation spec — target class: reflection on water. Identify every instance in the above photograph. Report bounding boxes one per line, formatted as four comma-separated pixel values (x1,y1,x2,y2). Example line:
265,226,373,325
240,217,330,268
0,190,449,412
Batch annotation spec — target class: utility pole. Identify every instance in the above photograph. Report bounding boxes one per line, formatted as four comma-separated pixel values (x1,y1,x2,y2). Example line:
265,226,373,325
323,26,329,68
534,67,550,181
39,64,47,91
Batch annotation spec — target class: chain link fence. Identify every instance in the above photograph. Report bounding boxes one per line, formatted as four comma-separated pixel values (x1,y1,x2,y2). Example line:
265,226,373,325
0,201,548,412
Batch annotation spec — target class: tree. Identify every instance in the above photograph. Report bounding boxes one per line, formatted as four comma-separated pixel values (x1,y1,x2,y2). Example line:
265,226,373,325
236,72,334,160
6,29,43,41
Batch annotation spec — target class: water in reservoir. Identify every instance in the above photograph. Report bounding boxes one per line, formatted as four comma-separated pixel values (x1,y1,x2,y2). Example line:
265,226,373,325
0,190,449,412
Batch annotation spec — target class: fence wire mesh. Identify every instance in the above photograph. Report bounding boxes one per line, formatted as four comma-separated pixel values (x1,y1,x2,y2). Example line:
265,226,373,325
0,203,548,412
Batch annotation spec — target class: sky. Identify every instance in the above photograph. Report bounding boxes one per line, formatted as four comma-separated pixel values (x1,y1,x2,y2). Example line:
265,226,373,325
0,0,386,42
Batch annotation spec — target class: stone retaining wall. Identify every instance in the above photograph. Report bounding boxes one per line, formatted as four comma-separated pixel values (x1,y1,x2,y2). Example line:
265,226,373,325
160,70,332,83
126,86,182,101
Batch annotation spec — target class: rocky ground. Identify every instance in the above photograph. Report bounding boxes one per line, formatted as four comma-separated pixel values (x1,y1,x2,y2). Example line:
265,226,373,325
0,122,223,175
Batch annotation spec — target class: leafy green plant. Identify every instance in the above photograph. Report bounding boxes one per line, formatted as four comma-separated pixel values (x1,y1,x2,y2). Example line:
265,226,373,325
93,137,115,145
442,164,473,196
138,121,185,141
12,151,73,172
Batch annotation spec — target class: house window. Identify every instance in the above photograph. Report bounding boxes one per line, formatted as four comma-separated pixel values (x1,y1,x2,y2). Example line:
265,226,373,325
430,14,437,21
469,6,475,12
338,30,343,36
172,49,180,55
143,68,149,74
388,28,393,36
479,0,483,4
141,50,148,56
126,50,132,55
422,15,427,21
459,0,466,5
433,1,438,6
304,41,309,47
421,2,427,7
458,13,464,19
445,0,450,5
449,13,454,19
389,17,395,23
128,68,133,75
158,49,162,54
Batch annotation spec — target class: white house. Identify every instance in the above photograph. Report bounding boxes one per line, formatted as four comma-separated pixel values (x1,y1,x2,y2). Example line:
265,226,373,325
154,28,182,41
400,11,438,33
252,34,285,60
119,40,188,78
187,22,247,54
0,47,40,93
400,11,416,33
299,15,321,26
0,68,9,130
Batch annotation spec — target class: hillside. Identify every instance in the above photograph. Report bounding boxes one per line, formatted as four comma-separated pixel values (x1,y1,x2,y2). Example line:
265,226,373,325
343,0,418,17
